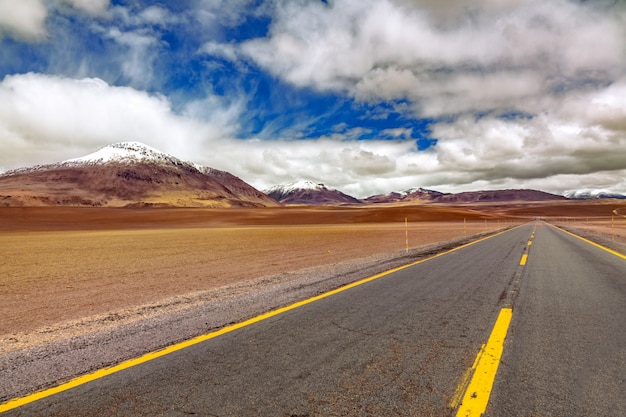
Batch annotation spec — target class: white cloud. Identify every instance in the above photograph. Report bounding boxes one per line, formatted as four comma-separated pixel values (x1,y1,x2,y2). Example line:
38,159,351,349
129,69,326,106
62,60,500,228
62,0,110,16
100,27,162,87
0,0,111,41
0,0,47,41
233,0,626,195
199,41,240,62
0,73,238,169
241,0,626,119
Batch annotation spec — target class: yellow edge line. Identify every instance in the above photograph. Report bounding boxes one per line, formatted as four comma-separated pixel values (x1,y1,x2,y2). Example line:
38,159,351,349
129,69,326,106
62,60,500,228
456,308,513,417
0,226,520,413
550,224,626,261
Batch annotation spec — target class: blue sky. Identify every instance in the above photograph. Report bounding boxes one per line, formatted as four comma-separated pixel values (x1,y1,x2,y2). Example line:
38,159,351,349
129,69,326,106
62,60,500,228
1,0,626,197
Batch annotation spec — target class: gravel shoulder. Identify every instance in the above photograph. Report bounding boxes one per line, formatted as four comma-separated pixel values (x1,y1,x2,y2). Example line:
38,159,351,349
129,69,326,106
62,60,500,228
1,230,501,403
550,221,626,255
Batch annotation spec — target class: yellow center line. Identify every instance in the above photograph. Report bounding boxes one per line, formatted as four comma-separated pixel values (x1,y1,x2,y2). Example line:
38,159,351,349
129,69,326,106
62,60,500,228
0,226,524,414
455,308,513,417
520,253,528,265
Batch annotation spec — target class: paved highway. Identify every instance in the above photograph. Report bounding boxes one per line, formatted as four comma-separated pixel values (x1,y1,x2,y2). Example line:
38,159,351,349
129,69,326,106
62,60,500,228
2,222,625,416
487,223,626,416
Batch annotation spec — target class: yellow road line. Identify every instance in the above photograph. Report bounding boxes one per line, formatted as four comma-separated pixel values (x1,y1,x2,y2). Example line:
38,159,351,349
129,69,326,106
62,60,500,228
455,308,513,417
0,226,521,414
527,241,532,246
449,344,485,409
550,224,626,261
520,253,528,265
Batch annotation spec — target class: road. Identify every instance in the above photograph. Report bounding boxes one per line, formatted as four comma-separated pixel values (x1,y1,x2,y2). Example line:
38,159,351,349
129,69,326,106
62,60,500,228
2,222,625,416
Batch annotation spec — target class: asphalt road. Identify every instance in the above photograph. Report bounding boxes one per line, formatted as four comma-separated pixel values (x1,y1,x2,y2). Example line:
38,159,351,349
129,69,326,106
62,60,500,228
487,223,626,416
2,222,625,416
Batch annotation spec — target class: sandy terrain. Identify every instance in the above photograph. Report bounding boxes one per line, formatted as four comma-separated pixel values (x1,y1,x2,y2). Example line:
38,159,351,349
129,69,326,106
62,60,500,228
0,220,508,350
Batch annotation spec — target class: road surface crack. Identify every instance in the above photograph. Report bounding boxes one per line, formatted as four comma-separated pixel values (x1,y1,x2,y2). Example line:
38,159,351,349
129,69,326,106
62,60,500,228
330,320,375,337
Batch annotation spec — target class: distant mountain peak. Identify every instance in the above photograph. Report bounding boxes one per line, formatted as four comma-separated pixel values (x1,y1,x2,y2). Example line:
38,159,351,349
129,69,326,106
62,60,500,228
364,186,446,204
265,180,331,194
264,180,361,206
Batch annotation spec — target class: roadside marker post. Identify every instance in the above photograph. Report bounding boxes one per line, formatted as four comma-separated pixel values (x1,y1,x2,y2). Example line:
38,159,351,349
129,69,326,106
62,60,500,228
609,215,614,240
405,217,409,254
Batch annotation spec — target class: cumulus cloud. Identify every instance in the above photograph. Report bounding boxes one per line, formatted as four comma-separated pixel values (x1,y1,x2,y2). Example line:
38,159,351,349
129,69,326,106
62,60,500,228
0,73,238,169
427,78,626,191
210,137,421,197
0,0,48,41
233,0,626,194
0,0,111,41
241,0,626,118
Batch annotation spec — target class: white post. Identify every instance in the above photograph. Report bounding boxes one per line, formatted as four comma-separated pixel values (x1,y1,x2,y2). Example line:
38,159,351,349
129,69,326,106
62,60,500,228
405,217,409,254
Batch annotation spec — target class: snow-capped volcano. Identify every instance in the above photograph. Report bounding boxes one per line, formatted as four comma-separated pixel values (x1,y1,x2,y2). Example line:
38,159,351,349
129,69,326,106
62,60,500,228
63,141,185,166
265,180,362,206
0,142,278,208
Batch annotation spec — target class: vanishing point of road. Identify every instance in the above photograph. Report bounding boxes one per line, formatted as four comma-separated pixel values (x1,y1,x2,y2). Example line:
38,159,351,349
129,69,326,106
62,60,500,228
2,221,625,416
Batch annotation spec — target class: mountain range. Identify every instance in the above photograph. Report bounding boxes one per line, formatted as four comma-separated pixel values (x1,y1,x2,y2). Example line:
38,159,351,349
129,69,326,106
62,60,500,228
1,142,623,207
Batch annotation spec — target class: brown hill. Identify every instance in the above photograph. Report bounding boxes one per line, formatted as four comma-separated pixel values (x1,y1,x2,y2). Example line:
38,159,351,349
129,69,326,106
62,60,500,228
435,189,567,203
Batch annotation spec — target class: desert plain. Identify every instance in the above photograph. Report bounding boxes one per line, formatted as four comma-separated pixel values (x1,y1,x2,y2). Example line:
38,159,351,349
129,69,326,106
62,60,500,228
0,205,506,347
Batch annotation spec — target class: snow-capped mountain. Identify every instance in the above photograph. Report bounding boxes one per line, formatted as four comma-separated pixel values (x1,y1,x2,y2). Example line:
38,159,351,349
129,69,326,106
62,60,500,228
0,142,278,208
364,187,447,204
63,141,185,166
265,180,362,205
563,189,626,199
